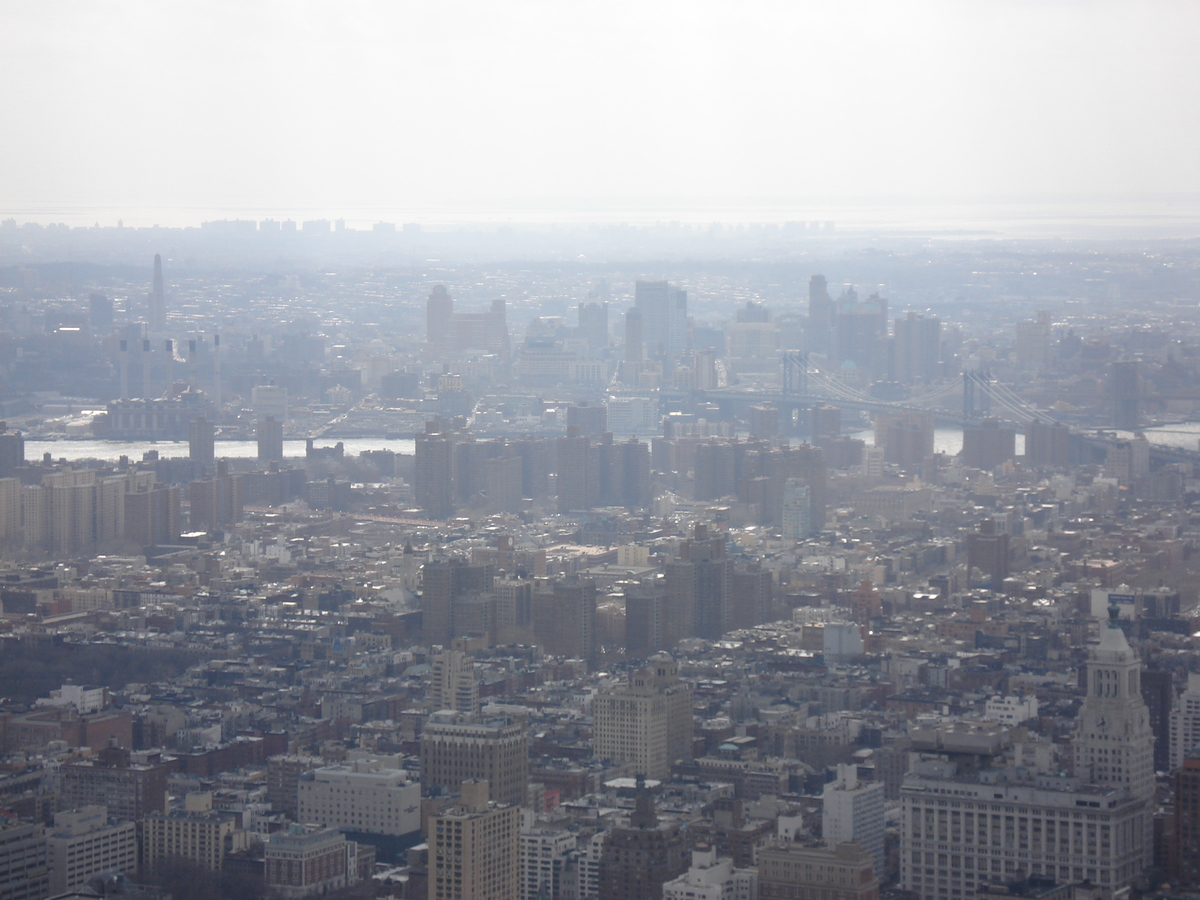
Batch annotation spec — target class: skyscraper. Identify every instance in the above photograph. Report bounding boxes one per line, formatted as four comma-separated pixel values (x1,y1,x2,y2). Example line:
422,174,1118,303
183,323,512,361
593,655,693,779
806,274,835,353
531,577,597,662
428,780,519,900
556,427,598,512
421,556,493,648
149,253,165,332
624,307,644,365
257,415,284,462
1025,419,1071,469
188,417,215,468
430,649,480,715
893,311,941,384
781,478,811,540
634,280,688,363
665,524,731,642
823,763,886,879
426,284,454,348
419,714,528,807
416,420,455,519
598,776,688,900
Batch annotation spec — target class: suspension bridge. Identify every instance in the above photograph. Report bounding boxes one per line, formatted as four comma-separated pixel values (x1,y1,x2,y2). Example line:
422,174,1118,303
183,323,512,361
666,353,1050,430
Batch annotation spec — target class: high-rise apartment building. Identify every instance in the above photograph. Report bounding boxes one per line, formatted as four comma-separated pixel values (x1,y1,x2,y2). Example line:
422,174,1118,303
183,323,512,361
124,481,181,548
577,300,609,353
1025,419,1071,469
806,274,835,353
624,578,668,655
21,469,127,555
428,780,519,900
520,826,578,900
188,417,215,468
823,763,885,879
781,478,811,540
634,280,688,363
431,649,480,715
258,415,285,462
420,713,529,807
189,462,243,530
556,427,599,512
962,418,1016,471
729,562,772,631
416,421,455,519
893,311,941,384
665,524,731,642
427,285,455,347
0,424,25,478
1170,674,1200,773
421,557,494,648
531,577,597,662
593,655,692,780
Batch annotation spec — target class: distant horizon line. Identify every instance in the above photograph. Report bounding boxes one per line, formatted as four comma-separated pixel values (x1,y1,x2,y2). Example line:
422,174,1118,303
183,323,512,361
4,196,1200,235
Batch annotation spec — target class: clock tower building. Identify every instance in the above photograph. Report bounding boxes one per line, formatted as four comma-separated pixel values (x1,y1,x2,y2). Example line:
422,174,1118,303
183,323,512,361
1073,604,1155,803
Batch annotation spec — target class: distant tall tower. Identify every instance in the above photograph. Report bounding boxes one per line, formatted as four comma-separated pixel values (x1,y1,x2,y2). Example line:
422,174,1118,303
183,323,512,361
426,285,454,348
624,308,644,365
149,254,166,332
806,274,834,352
188,418,215,469
257,416,284,462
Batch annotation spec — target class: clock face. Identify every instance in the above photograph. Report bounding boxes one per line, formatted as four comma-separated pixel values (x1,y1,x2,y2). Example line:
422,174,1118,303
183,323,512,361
1096,716,1108,731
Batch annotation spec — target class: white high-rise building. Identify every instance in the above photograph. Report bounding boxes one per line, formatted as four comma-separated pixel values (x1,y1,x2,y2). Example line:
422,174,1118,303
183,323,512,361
605,396,659,436
1171,673,1200,772
781,478,810,540
823,763,885,879
519,825,576,900
431,649,479,715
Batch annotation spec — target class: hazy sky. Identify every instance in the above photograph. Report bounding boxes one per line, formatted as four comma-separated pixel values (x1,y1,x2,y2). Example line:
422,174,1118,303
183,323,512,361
3,1,1199,225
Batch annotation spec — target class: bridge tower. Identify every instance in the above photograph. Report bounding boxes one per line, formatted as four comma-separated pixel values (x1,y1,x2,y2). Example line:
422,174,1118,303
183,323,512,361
781,351,808,395
963,370,992,421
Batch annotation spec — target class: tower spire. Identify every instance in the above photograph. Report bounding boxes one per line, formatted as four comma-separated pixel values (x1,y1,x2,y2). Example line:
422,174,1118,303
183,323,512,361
149,253,165,332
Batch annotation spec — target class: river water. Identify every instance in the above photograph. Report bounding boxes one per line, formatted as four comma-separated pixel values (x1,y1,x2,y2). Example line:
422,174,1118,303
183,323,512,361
22,423,1200,464
26,438,417,463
